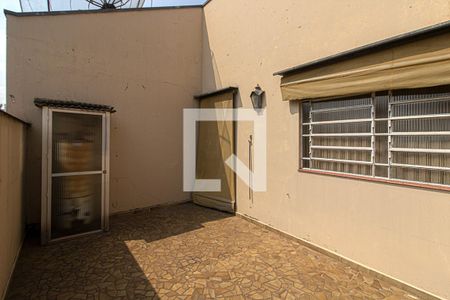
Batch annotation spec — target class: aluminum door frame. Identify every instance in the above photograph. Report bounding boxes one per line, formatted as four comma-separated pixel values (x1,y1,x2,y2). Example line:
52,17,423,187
41,107,110,244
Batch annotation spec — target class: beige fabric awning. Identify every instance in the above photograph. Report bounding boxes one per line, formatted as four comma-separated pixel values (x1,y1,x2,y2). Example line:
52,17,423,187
280,32,450,101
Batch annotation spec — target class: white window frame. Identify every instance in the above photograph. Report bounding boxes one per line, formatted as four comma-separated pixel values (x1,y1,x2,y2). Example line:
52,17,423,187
300,91,450,189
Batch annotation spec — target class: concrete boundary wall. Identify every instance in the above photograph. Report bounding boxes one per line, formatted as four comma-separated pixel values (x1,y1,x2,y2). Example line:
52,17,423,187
6,6,204,223
0,111,27,299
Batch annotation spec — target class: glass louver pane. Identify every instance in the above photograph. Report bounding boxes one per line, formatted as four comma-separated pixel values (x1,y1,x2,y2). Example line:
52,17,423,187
375,92,389,118
392,152,450,168
375,121,388,133
312,149,371,162
375,166,388,178
312,108,371,122
301,102,311,123
393,136,450,150
302,137,310,159
312,94,372,111
392,118,450,133
302,159,310,169
312,122,371,134
302,125,309,135
305,95,374,176
375,136,388,163
390,87,450,185
311,160,372,176
392,167,450,185
301,85,450,186
313,136,371,147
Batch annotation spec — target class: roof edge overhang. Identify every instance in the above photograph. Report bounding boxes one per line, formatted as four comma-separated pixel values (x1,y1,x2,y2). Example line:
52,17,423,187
274,19,450,76
34,98,116,113
4,4,203,17
194,87,238,99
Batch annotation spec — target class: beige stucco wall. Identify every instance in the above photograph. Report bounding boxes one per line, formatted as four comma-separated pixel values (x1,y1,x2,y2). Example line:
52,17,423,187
6,7,203,222
202,0,450,298
6,1,450,298
0,112,26,299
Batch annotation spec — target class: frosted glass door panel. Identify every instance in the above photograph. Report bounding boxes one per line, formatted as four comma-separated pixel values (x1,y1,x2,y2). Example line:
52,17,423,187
52,112,103,174
51,174,102,238
51,111,104,239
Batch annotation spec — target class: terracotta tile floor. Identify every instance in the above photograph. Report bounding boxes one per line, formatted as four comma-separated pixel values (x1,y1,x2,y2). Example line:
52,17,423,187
7,203,421,299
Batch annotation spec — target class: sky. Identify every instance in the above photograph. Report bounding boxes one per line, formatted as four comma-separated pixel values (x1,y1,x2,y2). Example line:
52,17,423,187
0,0,204,107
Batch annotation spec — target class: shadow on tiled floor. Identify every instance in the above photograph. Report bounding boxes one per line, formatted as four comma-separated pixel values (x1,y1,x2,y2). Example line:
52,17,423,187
7,203,421,299
7,203,230,299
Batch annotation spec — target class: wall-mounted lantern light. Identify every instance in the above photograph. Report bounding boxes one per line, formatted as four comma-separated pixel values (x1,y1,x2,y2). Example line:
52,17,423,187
250,85,265,110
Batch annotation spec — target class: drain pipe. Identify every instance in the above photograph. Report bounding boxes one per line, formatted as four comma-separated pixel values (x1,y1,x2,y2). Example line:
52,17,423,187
248,134,253,204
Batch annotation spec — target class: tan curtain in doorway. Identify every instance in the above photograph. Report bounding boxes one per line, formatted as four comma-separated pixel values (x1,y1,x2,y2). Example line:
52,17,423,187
193,92,236,212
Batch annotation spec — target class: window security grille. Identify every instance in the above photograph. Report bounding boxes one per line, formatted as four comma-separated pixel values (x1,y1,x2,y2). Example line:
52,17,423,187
301,85,450,187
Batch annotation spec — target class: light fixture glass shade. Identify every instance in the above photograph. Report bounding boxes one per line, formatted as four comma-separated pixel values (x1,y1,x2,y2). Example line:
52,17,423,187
250,85,264,109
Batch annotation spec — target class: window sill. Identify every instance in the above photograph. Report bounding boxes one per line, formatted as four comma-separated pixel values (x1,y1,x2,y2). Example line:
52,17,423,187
298,168,450,192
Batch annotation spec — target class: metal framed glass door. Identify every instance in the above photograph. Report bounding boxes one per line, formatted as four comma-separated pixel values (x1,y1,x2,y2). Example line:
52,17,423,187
42,108,109,243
